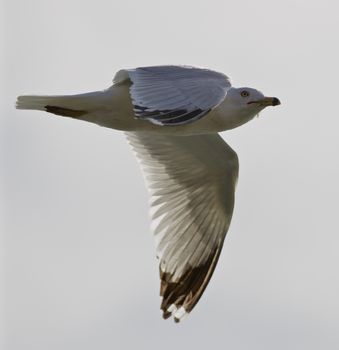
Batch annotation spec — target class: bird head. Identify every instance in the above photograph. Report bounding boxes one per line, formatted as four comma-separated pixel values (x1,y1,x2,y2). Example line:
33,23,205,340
225,87,280,119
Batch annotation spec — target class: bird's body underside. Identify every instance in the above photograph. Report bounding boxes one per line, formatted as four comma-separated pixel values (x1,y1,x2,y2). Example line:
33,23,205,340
16,65,280,322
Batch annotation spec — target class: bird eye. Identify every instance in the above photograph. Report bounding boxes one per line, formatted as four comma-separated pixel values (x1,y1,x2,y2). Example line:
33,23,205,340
241,90,250,97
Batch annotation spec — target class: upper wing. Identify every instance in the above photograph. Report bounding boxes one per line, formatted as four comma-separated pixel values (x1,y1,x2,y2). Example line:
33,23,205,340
126,132,239,322
115,66,231,126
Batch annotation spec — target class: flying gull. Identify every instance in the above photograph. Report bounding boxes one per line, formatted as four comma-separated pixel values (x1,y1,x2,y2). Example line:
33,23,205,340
16,65,280,322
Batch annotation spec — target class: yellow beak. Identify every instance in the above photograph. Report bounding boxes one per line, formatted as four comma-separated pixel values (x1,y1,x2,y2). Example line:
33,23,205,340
256,97,281,106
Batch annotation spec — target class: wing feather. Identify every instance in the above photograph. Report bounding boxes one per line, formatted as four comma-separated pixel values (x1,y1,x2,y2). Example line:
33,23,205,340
117,66,231,126
126,132,239,322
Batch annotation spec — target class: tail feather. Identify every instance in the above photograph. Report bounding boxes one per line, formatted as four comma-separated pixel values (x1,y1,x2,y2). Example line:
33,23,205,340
16,90,108,116
16,95,63,111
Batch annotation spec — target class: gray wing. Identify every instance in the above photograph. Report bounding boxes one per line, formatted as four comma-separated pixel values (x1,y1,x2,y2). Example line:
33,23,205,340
116,66,231,126
126,132,239,322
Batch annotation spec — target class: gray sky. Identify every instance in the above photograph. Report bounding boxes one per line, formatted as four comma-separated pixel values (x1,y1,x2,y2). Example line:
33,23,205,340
2,0,339,349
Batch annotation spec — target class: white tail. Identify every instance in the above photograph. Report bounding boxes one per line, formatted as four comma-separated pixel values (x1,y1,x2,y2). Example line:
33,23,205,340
16,95,66,111
16,90,109,115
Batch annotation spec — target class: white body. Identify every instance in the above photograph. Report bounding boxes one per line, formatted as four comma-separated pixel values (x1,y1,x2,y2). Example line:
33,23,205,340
17,66,266,134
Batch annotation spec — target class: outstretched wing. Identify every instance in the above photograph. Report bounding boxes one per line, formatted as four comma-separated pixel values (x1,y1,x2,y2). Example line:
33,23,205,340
116,66,231,126
126,132,239,322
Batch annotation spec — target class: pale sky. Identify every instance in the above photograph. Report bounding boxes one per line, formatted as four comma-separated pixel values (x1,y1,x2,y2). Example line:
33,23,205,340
2,0,339,349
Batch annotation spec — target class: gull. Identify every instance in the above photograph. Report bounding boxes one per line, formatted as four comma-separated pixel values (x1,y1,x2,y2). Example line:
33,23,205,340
16,65,280,322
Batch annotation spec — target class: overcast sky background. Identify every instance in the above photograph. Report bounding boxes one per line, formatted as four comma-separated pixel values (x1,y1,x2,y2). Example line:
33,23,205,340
2,0,339,349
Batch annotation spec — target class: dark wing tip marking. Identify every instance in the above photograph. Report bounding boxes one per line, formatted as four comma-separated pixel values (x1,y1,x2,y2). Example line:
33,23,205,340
159,245,221,321
45,105,87,118
159,109,210,125
134,105,186,120
133,104,210,126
